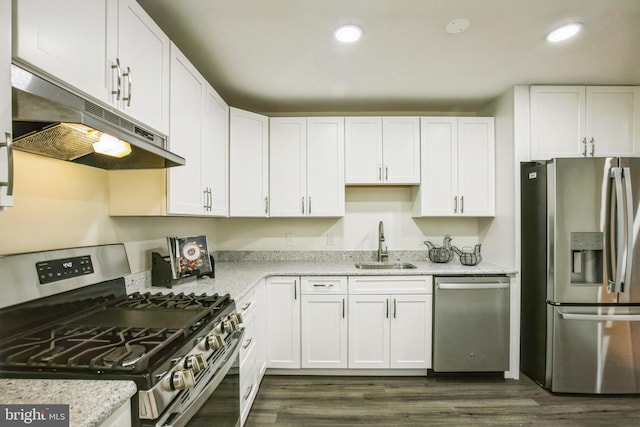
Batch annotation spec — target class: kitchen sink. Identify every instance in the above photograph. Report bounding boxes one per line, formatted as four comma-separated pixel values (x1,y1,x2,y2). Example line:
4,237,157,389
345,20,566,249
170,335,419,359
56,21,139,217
354,262,417,270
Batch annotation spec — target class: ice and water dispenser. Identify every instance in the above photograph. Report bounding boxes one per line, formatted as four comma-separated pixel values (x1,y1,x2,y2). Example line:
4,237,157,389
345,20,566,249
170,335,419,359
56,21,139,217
570,232,603,284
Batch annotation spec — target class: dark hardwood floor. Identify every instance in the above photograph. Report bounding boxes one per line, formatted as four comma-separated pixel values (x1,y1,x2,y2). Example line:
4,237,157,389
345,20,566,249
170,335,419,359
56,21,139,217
245,374,640,426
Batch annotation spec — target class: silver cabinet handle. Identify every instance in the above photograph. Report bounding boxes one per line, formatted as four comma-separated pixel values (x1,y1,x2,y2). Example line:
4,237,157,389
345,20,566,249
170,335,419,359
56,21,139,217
0,132,13,198
393,298,397,318
312,283,334,288
241,301,253,312
460,195,464,214
242,337,253,349
308,196,311,215
378,164,382,182
203,188,209,210
208,188,213,210
589,137,595,157
302,196,305,214
111,58,122,100
122,66,132,106
582,137,587,157
243,384,254,401
264,196,269,214
385,165,389,181
386,298,389,319
453,196,458,213
342,298,345,319
294,279,297,300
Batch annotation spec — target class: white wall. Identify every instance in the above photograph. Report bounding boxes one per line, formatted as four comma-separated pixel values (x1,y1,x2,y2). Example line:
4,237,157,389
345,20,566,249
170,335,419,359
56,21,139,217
215,186,481,253
0,151,216,272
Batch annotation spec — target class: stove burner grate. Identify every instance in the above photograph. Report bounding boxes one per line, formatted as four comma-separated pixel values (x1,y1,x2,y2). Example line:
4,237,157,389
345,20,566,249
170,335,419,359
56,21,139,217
118,292,231,310
0,325,185,372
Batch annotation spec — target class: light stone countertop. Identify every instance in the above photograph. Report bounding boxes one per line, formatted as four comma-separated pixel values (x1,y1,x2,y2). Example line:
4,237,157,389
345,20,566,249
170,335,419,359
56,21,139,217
0,379,136,427
2,254,516,426
127,258,517,301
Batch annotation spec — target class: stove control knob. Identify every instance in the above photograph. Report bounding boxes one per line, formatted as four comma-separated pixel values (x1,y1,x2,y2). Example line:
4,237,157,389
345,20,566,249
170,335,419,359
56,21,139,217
200,333,224,351
184,354,207,373
164,369,195,391
222,319,236,334
231,312,244,325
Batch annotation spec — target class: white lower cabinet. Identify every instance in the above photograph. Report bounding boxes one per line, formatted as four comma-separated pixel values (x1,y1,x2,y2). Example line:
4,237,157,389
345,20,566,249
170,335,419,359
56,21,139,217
348,276,432,369
301,277,348,368
238,280,265,426
265,276,300,369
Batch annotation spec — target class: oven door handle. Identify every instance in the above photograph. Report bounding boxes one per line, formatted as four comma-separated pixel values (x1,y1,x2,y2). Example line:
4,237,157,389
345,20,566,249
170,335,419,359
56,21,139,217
162,328,244,427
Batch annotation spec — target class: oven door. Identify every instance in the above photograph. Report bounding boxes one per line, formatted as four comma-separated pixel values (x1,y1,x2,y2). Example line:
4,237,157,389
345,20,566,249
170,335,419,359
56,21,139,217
159,328,243,427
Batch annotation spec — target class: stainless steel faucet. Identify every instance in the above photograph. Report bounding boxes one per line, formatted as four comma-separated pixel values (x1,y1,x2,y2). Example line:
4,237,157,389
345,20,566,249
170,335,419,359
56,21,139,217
377,221,389,262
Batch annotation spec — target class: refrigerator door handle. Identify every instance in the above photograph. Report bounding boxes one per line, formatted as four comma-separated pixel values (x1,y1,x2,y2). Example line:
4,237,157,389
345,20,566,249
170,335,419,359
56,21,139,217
559,311,640,322
608,168,625,293
622,167,634,293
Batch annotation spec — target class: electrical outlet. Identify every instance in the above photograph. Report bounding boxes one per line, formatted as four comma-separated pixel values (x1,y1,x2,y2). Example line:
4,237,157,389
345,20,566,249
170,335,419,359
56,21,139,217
327,232,335,246
286,233,295,246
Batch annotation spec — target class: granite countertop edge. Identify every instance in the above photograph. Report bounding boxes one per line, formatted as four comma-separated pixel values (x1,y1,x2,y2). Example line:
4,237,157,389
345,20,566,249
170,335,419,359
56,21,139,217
130,259,517,302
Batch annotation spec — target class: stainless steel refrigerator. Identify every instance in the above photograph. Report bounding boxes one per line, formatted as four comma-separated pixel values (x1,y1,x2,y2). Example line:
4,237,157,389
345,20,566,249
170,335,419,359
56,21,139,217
521,157,640,394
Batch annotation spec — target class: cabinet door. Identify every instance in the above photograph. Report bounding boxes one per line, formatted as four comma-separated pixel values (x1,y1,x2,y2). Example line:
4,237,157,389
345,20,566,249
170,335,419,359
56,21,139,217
269,118,306,217
345,117,383,184
266,277,300,369
167,44,204,215
204,84,229,216
301,294,348,368
117,0,170,134
253,280,267,379
348,294,390,368
530,86,586,160
457,118,495,216
390,294,432,369
306,117,345,217
586,86,640,156
417,117,458,216
12,0,113,104
229,108,269,217
0,0,11,209
382,117,420,184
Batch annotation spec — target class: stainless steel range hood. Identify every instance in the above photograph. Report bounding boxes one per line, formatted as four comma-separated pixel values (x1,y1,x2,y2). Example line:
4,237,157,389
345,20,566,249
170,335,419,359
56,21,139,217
11,65,185,169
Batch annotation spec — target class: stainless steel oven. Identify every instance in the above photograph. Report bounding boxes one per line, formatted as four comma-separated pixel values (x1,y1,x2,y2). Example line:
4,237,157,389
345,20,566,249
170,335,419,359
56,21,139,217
0,244,243,427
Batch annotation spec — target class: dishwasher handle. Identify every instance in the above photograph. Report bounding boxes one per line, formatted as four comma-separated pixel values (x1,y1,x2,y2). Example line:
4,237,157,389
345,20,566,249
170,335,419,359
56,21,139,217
436,282,509,290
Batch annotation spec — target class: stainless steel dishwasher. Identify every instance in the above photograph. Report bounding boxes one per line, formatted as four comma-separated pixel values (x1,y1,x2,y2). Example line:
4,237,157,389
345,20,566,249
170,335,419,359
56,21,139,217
433,276,510,372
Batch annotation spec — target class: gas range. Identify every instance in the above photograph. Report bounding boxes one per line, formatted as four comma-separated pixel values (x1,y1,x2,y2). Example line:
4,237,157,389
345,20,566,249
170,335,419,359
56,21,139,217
0,244,243,427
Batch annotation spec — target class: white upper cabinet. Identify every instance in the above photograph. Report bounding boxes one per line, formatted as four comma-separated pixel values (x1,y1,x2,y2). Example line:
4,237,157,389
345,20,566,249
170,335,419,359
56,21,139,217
115,0,170,134
168,66,229,217
269,117,345,217
12,0,113,104
345,117,420,185
413,117,495,217
269,118,306,217
530,86,640,159
204,84,229,216
229,107,269,217
13,0,170,134
1,0,12,210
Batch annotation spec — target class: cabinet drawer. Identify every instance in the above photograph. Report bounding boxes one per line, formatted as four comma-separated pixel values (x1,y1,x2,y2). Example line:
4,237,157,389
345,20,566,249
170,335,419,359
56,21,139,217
240,346,258,421
348,276,432,294
240,313,256,366
237,290,257,319
301,276,347,294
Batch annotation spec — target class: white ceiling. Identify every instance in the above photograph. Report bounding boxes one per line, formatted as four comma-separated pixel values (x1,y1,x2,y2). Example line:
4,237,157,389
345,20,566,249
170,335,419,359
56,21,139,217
137,0,640,114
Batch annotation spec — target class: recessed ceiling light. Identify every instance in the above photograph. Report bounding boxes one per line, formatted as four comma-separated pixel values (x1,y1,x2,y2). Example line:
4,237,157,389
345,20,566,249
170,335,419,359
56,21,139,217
546,23,582,43
445,18,470,34
335,25,363,43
